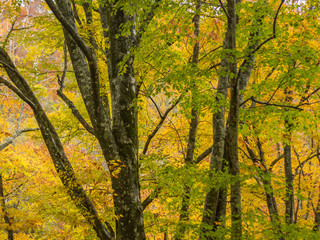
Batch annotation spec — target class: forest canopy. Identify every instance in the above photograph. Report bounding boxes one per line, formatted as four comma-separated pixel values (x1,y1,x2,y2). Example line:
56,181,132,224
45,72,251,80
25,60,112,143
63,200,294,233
0,0,320,239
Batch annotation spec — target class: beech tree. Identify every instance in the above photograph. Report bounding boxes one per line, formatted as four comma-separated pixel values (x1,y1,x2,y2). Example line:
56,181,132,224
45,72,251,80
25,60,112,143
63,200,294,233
1,0,320,239
0,0,163,239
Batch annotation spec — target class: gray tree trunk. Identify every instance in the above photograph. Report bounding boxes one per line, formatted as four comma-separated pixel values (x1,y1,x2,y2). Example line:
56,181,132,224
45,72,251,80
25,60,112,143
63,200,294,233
1,0,160,238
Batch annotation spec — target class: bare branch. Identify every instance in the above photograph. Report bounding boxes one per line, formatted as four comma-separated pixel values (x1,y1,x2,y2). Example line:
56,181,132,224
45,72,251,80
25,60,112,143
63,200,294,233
249,0,286,55
57,90,96,136
208,62,221,70
0,128,39,151
0,76,35,110
249,96,303,111
45,0,92,60
56,41,95,136
148,96,163,118
194,146,212,164
218,0,230,19
269,154,284,171
142,187,161,211
199,45,222,62
2,19,17,47
142,96,181,155
70,0,83,26
294,152,320,177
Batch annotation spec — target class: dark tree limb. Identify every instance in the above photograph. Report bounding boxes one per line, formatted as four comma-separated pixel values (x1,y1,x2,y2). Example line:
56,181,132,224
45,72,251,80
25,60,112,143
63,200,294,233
70,0,83,26
56,42,96,136
0,76,36,110
268,154,284,171
218,0,230,19
142,96,181,155
135,0,162,47
194,146,213,164
142,187,161,211
249,0,286,55
45,0,92,60
57,89,96,136
199,45,222,62
245,96,303,111
294,151,320,177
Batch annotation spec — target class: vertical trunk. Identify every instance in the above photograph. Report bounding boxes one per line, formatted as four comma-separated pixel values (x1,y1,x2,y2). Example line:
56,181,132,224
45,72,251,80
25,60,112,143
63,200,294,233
103,12,142,240
313,151,320,231
284,90,294,225
106,3,145,239
175,2,201,239
224,0,242,238
200,26,229,240
313,194,320,232
284,143,294,224
245,139,284,239
0,174,14,240
50,0,146,238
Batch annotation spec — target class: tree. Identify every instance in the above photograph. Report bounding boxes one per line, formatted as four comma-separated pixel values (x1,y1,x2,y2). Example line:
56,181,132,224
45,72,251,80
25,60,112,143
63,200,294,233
0,0,163,238
1,0,320,239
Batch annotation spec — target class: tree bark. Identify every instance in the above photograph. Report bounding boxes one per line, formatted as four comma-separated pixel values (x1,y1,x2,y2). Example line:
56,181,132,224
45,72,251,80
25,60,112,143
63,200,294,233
175,1,201,239
245,138,284,239
223,1,242,238
284,90,294,225
0,174,14,240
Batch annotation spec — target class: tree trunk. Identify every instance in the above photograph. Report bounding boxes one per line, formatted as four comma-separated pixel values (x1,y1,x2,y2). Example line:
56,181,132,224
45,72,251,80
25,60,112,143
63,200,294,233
224,0,242,238
0,174,14,240
245,139,284,239
175,1,201,239
284,90,294,225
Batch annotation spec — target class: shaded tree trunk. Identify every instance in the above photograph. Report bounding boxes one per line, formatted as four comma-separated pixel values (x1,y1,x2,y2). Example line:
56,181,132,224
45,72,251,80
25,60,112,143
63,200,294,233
0,174,14,240
245,138,284,239
284,90,294,225
175,1,201,239
1,0,160,238
223,0,242,238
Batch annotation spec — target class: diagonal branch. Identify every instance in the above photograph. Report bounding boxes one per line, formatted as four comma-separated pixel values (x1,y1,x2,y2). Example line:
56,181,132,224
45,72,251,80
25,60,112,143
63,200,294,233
194,145,213,164
249,0,286,55
294,152,320,177
268,154,284,171
70,0,83,26
0,128,39,151
218,0,230,19
142,187,161,211
142,96,181,155
57,90,96,136
0,76,35,110
135,0,162,47
45,0,92,60
56,41,96,136
250,96,303,111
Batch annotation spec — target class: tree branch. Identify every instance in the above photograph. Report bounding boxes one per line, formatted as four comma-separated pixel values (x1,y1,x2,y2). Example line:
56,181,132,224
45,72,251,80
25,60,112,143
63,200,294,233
142,187,161,211
248,96,303,111
268,154,284,171
0,76,35,110
194,146,212,164
218,0,230,19
57,90,96,136
0,128,39,151
249,0,286,55
142,96,181,155
45,0,92,60
135,0,162,47
294,152,320,177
